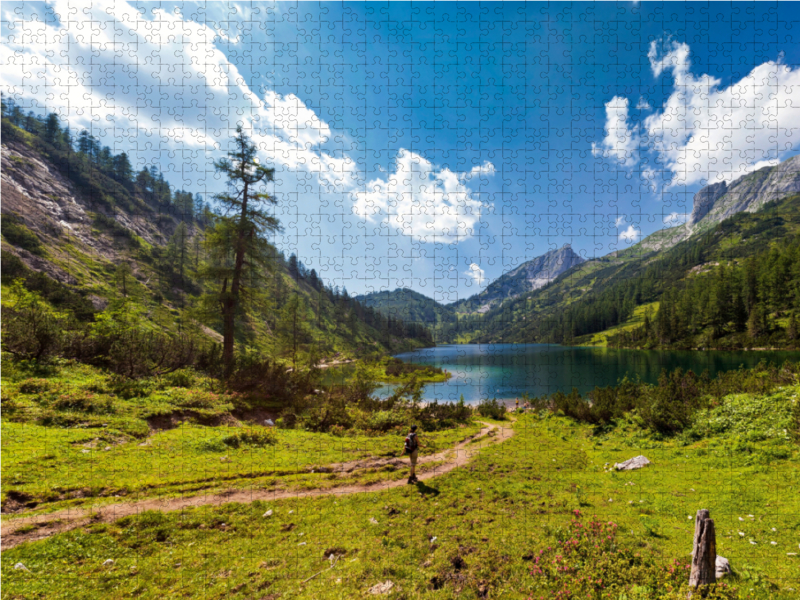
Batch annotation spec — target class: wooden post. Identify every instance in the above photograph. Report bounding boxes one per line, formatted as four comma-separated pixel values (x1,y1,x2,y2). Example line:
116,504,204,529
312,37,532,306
689,509,717,594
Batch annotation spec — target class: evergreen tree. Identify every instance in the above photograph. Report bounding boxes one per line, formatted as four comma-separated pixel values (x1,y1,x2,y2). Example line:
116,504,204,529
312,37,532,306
788,312,798,341
200,126,281,377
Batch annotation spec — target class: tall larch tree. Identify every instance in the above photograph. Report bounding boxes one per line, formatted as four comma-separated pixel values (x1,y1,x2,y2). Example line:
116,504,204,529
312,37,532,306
202,125,281,377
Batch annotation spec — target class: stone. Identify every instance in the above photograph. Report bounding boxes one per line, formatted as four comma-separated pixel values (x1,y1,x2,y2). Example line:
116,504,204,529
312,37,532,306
14,563,29,571
369,581,394,595
103,559,115,566
613,455,651,471
716,555,732,579
263,509,273,517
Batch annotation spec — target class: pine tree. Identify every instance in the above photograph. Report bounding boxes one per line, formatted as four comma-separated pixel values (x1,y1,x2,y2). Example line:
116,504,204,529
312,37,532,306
787,312,797,341
200,126,281,377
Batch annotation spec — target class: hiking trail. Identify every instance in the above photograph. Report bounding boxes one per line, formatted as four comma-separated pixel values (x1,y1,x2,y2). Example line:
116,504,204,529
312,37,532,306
2,420,514,550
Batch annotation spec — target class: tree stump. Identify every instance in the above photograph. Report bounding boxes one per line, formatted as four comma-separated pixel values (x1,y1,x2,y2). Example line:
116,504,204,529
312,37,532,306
689,509,717,595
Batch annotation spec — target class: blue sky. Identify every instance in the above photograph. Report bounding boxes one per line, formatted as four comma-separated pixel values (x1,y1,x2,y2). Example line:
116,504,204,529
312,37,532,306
3,1,800,300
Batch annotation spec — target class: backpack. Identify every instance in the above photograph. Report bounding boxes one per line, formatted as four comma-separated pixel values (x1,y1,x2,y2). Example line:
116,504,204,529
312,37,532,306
404,432,418,454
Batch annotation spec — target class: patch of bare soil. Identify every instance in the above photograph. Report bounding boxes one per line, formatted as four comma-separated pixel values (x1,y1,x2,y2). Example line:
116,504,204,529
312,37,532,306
1,421,514,550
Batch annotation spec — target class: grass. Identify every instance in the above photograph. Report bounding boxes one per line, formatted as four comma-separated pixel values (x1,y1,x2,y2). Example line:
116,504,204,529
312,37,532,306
577,302,660,347
3,386,799,599
1,361,482,514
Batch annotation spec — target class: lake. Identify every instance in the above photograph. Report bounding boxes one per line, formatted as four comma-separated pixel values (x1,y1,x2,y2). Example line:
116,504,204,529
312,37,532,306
374,344,800,405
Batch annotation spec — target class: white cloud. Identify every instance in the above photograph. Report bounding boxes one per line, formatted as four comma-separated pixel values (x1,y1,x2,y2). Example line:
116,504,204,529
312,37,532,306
596,37,800,188
465,263,485,286
614,216,626,228
619,224,641,243
591,96,639,167
636,97,651,110
663,212,688,226
0,0,356,194
352,150,493,243
462,161,496,181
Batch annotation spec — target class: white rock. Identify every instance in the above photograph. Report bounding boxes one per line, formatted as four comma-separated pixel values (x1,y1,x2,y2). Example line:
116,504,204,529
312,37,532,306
103,559,115,566
263,510,273,517
369,580,394,595
613,455,651,471
716,555,732,578
14,563,28,571
369,517,379,525
265,419,274,426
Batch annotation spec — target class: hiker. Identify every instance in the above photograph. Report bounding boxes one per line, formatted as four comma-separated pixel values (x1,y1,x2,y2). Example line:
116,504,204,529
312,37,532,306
515,398,519,411
404,425,421,484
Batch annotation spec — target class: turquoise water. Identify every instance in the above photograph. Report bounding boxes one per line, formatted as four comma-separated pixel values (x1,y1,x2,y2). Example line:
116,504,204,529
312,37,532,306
373,344,800,405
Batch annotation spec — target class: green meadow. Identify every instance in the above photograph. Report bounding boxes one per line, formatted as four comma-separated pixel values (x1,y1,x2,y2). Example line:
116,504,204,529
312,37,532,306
3,385,799,599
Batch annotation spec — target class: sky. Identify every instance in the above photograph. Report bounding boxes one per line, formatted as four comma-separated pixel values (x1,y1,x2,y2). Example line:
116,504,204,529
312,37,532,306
3,1,800,301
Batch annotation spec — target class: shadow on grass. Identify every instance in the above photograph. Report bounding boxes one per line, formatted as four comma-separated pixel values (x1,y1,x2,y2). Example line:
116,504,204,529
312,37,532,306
415,480,440,496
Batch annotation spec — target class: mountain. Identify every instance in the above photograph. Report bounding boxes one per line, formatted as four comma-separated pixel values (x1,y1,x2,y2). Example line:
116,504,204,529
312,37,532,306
355,288,455,325
638,156,800,252
0,112,432,365
467,155,800,349
354,288,458,343
453,245,586,314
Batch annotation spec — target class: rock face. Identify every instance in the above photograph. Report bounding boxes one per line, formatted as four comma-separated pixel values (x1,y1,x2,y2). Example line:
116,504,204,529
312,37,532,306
689,181,728,225
694,156,800,229
613,455,651,471
639,154,800,251
456,245,585,313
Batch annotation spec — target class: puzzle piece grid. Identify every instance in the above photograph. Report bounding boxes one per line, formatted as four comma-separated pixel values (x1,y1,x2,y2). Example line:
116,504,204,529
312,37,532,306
2,0,799,594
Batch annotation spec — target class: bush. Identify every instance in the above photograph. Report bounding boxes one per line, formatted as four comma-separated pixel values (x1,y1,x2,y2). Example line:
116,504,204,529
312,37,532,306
199,427,277,452
1,214,43,255
476,397,506,420
2,280,64,361
51,391,115,414
221,428,277,448
527,511,738,600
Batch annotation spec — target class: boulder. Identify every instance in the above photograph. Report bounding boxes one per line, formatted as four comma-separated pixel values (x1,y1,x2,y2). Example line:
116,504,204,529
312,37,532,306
716,555,732,579
613,455,651,471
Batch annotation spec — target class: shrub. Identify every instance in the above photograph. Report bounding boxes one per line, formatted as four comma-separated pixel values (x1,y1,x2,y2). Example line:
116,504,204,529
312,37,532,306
17,378,52,394
527,511,737,600
221,428,277,448
2,280,64,361
51,391,115,414
476,397,506,420
161,368,198,389
1,214,43,255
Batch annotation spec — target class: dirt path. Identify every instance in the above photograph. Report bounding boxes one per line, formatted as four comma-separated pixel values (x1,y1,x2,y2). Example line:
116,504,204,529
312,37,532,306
2,420,514,550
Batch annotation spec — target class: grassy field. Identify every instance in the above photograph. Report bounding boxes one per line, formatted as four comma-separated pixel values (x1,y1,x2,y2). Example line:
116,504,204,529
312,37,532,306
3,384,798,599
576,302,660,347
1,362,480,516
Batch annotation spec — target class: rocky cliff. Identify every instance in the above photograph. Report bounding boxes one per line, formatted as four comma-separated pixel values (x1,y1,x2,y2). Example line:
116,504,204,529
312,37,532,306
455,245,585,313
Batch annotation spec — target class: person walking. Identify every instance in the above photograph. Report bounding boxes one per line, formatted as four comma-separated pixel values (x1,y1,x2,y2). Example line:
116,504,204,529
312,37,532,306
404,425,421,484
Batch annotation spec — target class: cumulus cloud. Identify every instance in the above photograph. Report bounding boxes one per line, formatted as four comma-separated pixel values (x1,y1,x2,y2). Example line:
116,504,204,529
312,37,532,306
352,150,493,243
591,96,639,167
619,224,641,244
595,38,800,188
0,1,357,196
465,263,485,286
636,97,651,110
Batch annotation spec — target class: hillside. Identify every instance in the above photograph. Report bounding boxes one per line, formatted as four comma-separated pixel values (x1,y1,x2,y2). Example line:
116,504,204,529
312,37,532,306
354,287,458,342
453,245,586,314
0,111,432,365
638,156,800,252
471,187,800,349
